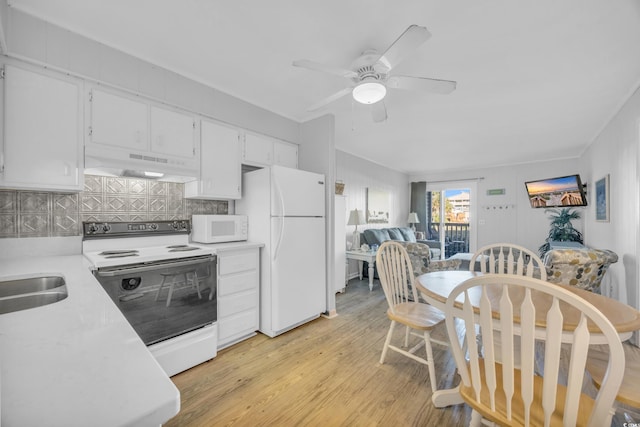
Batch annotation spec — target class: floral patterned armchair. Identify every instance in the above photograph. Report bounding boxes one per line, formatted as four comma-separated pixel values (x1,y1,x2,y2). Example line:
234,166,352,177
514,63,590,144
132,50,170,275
397,241,462,277
543,248,618,293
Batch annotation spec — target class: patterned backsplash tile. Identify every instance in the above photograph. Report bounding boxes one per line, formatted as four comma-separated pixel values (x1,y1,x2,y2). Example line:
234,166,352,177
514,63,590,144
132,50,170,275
0,175,228,238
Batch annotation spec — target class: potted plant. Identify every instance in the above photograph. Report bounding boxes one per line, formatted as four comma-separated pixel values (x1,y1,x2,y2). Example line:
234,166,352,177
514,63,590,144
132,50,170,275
538,207,584,257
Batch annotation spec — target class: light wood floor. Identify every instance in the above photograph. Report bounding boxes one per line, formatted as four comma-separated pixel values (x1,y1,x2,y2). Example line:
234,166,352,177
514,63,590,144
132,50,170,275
164,278,640,427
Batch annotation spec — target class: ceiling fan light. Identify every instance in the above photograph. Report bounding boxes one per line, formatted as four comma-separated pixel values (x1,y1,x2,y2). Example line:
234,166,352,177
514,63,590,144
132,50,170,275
352,81,386,104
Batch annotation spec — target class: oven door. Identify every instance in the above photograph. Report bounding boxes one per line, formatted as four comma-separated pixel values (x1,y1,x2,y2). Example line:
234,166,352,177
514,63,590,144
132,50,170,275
94,255,217,346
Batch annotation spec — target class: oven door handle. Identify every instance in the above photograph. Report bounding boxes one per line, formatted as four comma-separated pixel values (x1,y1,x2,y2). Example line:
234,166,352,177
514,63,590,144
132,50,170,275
95,256,215,277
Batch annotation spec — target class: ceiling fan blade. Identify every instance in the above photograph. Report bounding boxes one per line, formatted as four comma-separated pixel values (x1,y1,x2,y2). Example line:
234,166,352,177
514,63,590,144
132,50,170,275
377,25,431,71
371,101,387,123
307,87,353,111
293,59,357,79
387,75,456,94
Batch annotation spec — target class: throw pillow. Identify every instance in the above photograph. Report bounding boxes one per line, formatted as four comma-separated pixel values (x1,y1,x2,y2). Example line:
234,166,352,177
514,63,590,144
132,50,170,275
387,228,405,241
398,227,417,242
363,228,391,245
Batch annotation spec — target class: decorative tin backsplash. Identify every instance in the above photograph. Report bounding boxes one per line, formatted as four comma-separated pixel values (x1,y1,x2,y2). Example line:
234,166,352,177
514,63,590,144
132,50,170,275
0,175,228,238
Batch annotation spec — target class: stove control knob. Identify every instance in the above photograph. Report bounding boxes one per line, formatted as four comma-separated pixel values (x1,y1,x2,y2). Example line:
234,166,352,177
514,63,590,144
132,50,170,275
149,223,158,230
87,223,99,234
102,223,111,233
171,221,179,230
179,221,187,230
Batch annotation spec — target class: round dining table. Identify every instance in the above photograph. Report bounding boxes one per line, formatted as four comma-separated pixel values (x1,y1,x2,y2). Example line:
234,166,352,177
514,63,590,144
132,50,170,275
415,270,640,408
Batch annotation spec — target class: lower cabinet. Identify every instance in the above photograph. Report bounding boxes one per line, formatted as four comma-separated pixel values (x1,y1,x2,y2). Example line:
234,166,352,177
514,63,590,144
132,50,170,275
217,247,260,349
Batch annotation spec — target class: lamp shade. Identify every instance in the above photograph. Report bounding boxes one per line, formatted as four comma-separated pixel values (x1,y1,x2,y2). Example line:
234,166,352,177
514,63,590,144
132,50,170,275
347,209,366,226
407,212,420,224
352,80,387,105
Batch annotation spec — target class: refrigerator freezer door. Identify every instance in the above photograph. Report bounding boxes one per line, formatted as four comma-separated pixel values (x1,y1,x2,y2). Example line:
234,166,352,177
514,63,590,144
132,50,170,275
271,166,325,217
268,216,326,334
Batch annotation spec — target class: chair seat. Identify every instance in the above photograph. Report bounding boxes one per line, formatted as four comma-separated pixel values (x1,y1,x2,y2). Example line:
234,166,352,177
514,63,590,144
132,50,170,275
460,362,596,427
587,346,640,408
387,302,445,330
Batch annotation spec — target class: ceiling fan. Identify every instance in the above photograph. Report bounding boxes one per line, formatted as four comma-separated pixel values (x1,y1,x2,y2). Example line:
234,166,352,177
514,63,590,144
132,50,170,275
293,25,457,122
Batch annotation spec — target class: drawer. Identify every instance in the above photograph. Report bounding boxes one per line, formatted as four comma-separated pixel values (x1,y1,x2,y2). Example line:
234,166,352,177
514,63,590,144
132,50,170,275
219,290,258,317
218,309,258,341
218,251,257,275
218,270,257,296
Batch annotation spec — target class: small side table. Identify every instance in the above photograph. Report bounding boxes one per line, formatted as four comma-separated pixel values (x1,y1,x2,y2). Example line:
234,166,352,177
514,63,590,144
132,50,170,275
345,250,378,291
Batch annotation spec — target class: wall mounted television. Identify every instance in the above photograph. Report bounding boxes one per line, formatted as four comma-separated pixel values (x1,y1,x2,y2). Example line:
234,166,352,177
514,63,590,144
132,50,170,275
524,174,587,208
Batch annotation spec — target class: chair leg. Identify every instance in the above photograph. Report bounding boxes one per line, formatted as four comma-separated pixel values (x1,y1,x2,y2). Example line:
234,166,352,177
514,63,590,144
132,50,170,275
380,321,397,364
404,325,410,347
192,271,202,299
155,274,169,302
423,331,438,393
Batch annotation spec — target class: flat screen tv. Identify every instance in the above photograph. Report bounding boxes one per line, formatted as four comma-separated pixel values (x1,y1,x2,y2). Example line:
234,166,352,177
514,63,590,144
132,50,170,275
525,174,587,208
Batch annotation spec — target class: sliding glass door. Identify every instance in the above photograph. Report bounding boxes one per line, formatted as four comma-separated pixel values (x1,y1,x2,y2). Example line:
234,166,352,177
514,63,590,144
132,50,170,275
426,181,477,259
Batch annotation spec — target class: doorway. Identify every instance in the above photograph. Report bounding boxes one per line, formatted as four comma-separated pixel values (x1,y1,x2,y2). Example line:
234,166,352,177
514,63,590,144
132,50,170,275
426,181,478,259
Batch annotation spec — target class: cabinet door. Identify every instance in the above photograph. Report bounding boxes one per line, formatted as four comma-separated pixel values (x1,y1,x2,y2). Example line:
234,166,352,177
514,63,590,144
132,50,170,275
185,120,241,199
150,106,196,159
90,89,148,151
243,133,273,165
2,65,83,191
273,141,298,168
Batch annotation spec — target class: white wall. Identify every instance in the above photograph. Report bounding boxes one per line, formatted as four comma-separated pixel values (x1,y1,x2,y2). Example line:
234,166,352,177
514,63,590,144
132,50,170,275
336,150,410,278
581,85,640,318
410,158,584,254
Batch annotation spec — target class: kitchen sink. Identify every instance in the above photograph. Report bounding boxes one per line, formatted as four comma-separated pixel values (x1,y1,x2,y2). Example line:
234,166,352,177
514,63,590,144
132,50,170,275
0,276,68,314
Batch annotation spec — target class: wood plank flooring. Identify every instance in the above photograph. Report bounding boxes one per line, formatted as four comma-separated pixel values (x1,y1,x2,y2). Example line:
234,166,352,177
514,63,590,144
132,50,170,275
164,278,640,427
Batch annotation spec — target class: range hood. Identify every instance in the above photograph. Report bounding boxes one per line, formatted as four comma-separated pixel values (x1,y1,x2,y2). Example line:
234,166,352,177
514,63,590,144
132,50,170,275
85,145,199,183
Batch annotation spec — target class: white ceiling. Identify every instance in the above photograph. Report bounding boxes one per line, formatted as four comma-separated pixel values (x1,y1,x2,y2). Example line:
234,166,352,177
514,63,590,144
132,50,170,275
8,0,640,174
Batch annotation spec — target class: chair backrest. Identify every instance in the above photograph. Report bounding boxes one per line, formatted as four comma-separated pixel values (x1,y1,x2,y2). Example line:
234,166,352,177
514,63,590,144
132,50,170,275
376,241,417,309
444,274,625,427
470,243,546,280
544,248,619,292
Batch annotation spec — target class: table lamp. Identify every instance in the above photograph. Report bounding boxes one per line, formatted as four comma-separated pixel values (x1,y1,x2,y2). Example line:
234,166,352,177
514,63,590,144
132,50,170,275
347,209,366,249
407,212,419,233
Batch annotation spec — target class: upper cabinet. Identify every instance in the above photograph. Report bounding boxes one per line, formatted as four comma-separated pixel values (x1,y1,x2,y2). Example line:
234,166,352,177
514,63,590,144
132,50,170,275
86,88,199,178
242,133,298,169
185,120,241,200
0,64,83,191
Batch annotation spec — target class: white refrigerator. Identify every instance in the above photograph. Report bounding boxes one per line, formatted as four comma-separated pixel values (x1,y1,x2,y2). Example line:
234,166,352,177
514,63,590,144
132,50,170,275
236,165,326,337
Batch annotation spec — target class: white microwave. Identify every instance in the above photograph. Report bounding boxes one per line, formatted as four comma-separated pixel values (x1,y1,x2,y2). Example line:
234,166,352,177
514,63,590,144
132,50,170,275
191,214,248,243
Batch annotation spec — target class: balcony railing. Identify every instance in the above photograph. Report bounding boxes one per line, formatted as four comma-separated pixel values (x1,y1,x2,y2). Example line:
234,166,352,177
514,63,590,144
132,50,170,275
430,222,470,258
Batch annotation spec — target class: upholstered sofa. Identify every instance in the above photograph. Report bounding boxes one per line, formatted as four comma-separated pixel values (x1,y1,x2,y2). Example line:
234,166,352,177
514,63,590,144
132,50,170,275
543,248,619,293
360,227,441,260
359,227,459,279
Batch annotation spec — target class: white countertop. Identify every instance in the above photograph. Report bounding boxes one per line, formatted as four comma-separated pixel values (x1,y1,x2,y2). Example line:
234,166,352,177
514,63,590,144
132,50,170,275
0,255,180,427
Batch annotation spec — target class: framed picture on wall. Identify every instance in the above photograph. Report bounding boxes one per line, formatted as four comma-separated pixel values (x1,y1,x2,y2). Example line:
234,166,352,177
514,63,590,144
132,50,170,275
595,174,610,222
366,188,390,224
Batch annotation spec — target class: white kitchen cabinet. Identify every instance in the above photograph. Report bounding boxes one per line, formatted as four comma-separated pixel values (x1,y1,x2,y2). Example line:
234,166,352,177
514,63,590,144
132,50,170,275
150,105,196,159
90,89,148,151
1,64,83,191
274,140,298,168
242,132,298,168
217,247,260,349
185,120,241,199
87,88,198,166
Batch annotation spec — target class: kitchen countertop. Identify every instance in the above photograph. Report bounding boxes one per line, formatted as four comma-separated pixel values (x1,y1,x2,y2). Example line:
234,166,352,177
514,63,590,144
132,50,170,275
0,255,180,427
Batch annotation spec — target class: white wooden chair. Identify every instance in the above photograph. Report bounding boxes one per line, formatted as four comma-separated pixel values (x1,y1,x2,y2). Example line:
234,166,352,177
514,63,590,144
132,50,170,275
470,243,546,280
444,274,625,427
376,241,449,392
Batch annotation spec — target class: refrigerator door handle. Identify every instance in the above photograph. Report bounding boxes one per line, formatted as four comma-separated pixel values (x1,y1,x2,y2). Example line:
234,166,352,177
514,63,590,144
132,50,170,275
274,215,284,261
